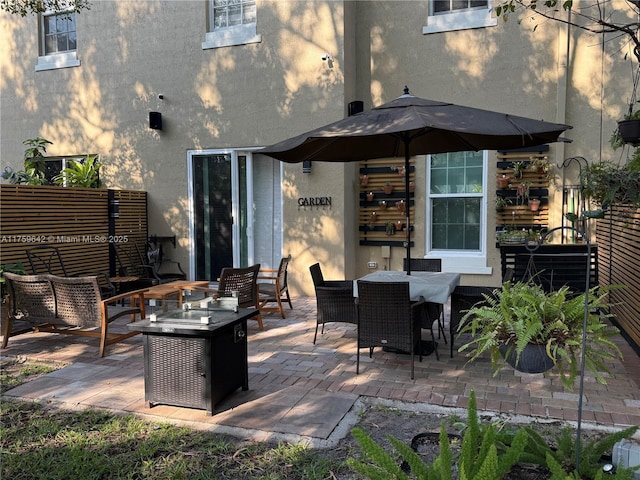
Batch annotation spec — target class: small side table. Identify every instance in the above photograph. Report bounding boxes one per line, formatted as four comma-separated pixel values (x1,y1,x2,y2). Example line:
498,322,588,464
109,276,140,294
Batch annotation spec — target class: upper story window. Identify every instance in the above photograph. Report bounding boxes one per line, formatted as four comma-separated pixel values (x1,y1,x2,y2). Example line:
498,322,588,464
432,0,489,15
423,0,497,35
202,0,262,50
43,11,76,55
36,10,81,71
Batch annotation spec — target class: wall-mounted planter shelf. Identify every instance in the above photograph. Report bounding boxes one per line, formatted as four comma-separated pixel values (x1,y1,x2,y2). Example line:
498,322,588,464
496,148,551,243
359,158,415,247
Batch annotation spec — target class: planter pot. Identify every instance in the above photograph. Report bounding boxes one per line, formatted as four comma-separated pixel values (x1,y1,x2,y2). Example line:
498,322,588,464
528,199,541,211
409,181,415,193
366,192,374,201
360,175,369,186
378,200,387,210
400,432,462,472
497,176,509,189
396,200,406,212
383,185,394,195
617,119,640,145
499,343,555,374
395,221,403,231
499,232,527,244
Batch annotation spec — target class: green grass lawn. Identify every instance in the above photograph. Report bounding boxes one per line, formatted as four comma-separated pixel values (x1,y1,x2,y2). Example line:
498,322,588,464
0,359,354,480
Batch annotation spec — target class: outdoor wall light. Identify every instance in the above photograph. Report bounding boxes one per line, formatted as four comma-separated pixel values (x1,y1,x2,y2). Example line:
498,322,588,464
109,199,120,218
149,111,162,130
303,160,312,174
321,53,334,68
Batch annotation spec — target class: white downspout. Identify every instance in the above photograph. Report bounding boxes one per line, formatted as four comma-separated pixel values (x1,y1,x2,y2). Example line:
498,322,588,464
556,10,571,239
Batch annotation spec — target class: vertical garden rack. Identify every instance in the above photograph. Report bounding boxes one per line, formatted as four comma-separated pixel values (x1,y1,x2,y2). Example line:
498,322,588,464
358,158,415,247
496,147,551,240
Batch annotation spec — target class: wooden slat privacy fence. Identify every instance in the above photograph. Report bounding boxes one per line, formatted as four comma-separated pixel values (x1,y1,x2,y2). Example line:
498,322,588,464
596,205,640,350
0,185,147,278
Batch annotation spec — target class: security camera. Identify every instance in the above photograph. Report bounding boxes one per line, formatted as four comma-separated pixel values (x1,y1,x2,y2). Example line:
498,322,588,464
158,93,164,100
321,54,329,61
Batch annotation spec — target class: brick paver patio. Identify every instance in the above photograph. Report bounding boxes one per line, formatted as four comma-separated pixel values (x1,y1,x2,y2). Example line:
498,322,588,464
2,297,639,447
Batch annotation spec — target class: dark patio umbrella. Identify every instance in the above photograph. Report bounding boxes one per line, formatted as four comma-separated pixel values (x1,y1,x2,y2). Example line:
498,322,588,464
260,87,572,273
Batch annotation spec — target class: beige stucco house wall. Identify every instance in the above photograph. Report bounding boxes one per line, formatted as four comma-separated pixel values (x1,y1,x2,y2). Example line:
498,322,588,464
0,1,634,296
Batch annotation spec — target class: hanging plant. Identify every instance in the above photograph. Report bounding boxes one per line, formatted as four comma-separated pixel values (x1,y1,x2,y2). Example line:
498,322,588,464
457,282,623,389
580,161,640,209
613,109,640,147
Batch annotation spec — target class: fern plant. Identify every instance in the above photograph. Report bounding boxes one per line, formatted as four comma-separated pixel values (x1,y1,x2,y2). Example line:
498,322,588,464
457,281,623,389
521,425,638,480
347,390,528,480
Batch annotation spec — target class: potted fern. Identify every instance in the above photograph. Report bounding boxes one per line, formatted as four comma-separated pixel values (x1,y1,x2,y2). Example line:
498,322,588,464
457,281,623,389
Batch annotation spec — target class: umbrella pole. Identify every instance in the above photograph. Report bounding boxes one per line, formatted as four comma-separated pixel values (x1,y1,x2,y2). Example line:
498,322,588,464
404,144,411,275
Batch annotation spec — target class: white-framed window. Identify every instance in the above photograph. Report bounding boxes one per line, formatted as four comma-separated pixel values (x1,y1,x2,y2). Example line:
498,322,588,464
202,0,261,50
426,150,491,274
36,9,80,71
44,156,88,186
423,0,497,35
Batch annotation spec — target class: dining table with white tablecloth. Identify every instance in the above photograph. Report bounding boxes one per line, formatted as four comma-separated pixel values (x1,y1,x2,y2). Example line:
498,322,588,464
353,270,461,304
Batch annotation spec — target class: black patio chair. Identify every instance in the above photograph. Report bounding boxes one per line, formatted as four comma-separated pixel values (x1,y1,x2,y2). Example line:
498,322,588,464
27,244,115,298
356,280,423,379
450,285,496,358
402,257,446,343
26,245,68,276
309,263,356,344
146,245,186,284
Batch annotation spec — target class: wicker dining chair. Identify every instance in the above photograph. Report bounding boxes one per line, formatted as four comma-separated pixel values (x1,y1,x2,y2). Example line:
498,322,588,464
192,264,264,330
402,257,446,343
309,263,357,344
356,280,424,379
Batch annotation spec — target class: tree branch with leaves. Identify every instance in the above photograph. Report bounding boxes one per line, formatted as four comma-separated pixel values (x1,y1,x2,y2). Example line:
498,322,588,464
496,0,640,64
0,0,90,16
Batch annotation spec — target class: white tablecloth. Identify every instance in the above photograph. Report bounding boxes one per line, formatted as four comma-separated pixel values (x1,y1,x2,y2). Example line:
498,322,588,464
353,271,460,304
